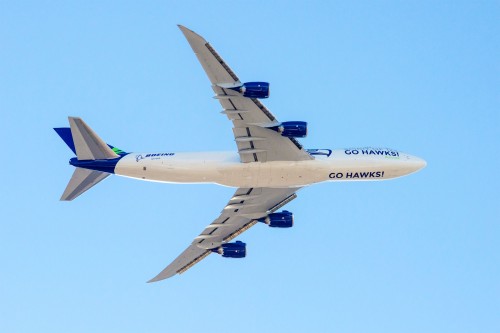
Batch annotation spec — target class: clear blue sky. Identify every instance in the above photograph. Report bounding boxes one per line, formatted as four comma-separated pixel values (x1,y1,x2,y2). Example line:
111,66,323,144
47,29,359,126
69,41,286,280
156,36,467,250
1,1,498,332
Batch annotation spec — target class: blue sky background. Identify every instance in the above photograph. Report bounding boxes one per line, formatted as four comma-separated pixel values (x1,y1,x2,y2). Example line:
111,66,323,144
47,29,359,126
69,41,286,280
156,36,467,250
1,1,498,332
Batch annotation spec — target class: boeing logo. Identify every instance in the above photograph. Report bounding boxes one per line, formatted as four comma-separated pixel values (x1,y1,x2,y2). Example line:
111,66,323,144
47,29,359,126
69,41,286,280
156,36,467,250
136,153,175,162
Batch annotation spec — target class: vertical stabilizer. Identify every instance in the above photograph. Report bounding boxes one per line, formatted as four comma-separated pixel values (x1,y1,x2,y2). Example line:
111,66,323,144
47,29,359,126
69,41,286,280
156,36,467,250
68,117,119,160
60,167,110,201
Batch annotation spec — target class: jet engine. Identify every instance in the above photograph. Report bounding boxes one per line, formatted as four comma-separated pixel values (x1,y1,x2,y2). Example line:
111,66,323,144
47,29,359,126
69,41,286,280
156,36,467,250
229,82,270,99
259,210,294,228
212,241,246,258
271,121,307,138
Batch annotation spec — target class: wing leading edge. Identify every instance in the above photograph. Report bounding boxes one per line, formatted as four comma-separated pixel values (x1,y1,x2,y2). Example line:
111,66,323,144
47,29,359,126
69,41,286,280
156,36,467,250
148,187,300,282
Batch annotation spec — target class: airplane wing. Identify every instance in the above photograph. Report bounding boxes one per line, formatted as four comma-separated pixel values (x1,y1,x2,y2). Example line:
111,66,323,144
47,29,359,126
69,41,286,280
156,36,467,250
148,187,299,282
178,25,312,163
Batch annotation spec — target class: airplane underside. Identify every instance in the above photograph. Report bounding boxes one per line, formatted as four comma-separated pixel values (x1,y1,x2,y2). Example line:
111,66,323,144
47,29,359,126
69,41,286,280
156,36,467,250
114,150,426,188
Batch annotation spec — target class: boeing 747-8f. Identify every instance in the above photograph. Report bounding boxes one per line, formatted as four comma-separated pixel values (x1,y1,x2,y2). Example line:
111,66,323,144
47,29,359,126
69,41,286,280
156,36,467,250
55,26,426,282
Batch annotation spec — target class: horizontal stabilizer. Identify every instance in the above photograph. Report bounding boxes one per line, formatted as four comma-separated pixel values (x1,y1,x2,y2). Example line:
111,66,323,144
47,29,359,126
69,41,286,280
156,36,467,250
68,117,118,160
61,167,110,201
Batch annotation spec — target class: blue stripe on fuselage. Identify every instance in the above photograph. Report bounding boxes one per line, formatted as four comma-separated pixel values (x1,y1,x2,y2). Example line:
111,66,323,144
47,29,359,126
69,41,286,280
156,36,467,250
69,155,127,174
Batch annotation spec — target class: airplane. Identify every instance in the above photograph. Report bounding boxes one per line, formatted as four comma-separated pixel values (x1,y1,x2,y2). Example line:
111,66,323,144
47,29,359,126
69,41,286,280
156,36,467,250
54,25,426,282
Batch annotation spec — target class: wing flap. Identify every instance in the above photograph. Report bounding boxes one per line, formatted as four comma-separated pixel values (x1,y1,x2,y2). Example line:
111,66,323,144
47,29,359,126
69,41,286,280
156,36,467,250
232,125,310,162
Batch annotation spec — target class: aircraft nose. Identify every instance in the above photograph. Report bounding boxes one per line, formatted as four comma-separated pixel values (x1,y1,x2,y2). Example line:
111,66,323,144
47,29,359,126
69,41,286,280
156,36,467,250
407,155,427,171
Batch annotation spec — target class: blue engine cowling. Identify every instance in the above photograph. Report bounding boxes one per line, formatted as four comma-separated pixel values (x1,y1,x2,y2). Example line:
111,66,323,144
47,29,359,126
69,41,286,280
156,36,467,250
213,241,246,258
229,82,269,99
259,210,294,228
280,121,307,138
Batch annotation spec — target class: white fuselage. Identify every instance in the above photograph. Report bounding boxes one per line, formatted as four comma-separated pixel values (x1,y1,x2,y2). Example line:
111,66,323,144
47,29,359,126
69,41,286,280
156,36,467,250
114,148,426,188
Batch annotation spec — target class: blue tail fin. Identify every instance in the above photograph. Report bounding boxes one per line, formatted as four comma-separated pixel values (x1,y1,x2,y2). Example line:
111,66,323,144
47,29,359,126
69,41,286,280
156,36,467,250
54,128,77,155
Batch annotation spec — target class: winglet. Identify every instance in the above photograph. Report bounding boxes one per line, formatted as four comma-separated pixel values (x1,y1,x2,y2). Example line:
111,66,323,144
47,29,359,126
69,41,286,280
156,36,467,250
177,24,205,42
177,24,240,85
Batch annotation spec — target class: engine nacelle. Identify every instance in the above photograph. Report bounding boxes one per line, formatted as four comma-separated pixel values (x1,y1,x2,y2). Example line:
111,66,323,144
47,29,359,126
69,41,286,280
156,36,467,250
271,121,307,138
259,210,294,228
212,241,246,258
230,82,270,99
